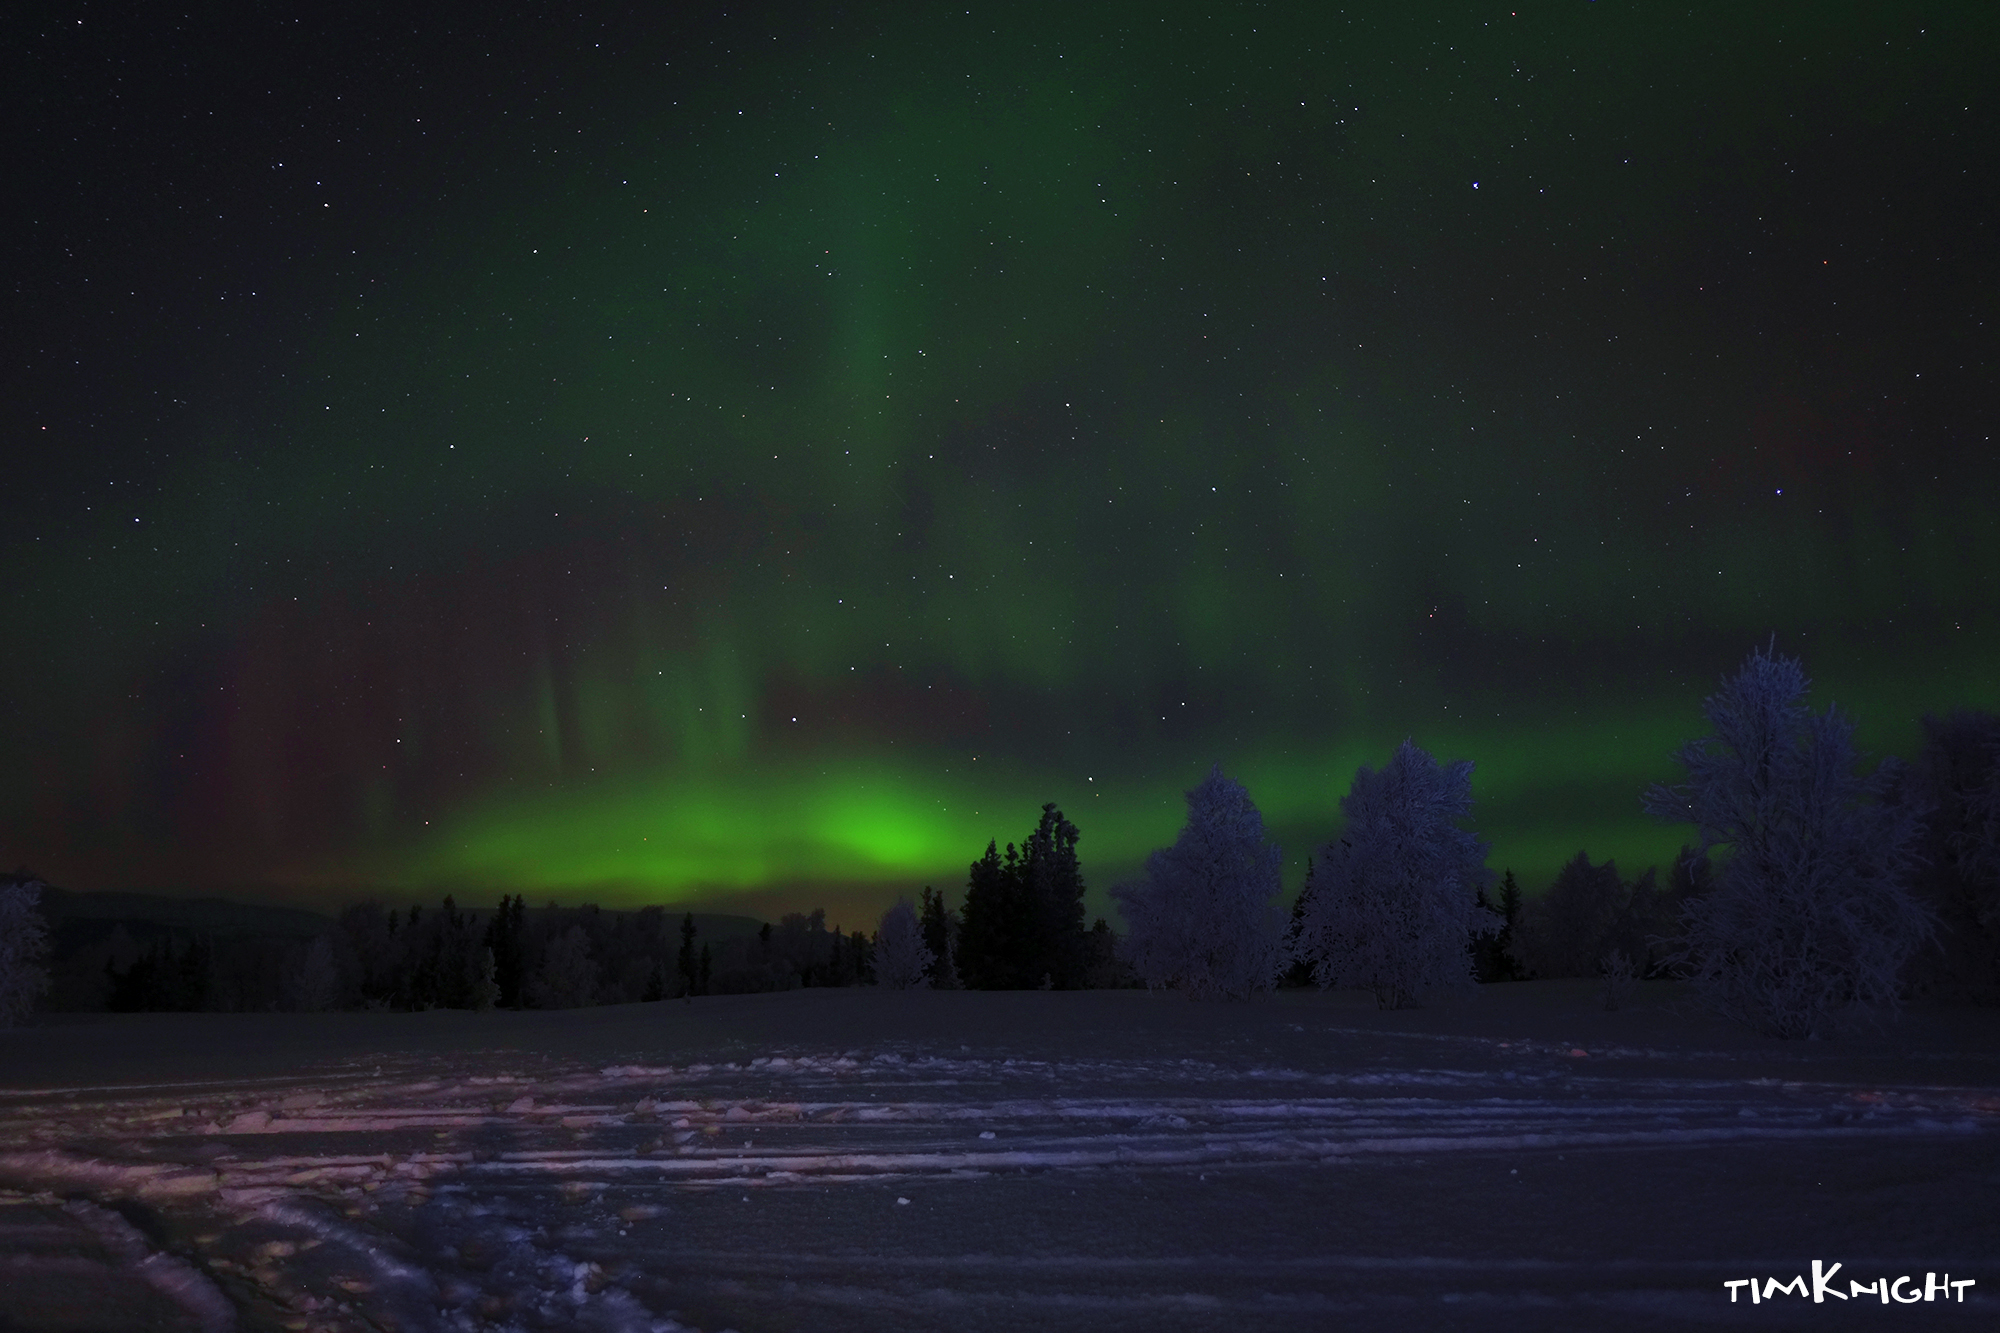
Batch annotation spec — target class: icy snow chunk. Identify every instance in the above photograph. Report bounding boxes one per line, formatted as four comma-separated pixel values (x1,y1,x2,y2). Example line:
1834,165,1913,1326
227,1110,271,1132
506,1096,535,1113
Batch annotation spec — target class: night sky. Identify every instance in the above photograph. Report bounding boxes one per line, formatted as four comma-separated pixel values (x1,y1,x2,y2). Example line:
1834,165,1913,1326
7,2,1996,926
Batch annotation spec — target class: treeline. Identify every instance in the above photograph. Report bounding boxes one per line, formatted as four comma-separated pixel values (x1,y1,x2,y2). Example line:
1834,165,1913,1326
99,900,880,1013
909,802,1127,991
1487,703,2000,1007
25,649,2000,1033
1108,645,2000,1038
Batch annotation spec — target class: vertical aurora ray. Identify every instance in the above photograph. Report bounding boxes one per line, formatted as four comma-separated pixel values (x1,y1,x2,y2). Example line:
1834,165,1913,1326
4,3,1995,913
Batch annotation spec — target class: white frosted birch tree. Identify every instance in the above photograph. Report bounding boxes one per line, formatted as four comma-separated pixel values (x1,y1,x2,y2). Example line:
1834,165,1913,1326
1295,740,1499,1009
1111,766,1286,999
1643,643,1933,1038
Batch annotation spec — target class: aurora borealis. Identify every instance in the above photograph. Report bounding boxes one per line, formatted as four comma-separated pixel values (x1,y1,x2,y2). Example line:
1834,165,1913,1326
6,3,1996,924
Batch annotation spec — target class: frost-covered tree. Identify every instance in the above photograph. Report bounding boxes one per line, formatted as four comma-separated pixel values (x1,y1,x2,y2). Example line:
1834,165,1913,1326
873,899,934,989
1294,740,1499,1009
1643,643,1934,1038
1111,766,1286,999
0,872,52,1026
285,935,341,1012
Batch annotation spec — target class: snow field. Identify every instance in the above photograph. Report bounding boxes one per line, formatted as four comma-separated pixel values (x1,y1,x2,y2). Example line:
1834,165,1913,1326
1,990,1995,1330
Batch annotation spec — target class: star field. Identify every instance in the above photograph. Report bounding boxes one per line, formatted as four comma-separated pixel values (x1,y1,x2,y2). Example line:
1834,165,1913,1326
4,2,1996,922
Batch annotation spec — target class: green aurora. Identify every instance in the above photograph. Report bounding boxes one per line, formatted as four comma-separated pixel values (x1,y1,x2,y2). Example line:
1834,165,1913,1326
6,3,1996,922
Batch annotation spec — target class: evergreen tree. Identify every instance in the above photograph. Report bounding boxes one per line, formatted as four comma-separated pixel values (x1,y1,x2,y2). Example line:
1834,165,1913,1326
958,804,1089,989
1643,643,1933,1037
918,886,960,988
1472,869,1523,982
957,840,1020,989
1083,918,1121,988
1280,859,1319,987
1512,853,1626,979
482,895,527,1008
469,946,499,1011
1021,803,1088,987
677,913,699,996
1899,709,2000,1002
1111,766,1286,999
177,935,212,1012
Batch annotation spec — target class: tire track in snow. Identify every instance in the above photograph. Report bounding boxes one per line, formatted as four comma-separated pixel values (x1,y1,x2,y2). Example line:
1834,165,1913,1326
2,1049,1995,1330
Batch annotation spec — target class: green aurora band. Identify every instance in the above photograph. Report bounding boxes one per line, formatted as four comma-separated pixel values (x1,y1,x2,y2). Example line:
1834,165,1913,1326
6,3,1996,920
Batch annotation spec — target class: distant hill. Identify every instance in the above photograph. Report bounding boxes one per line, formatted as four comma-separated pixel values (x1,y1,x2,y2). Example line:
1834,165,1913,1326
39,887,334,941
662,912,768,944
38,888,767,945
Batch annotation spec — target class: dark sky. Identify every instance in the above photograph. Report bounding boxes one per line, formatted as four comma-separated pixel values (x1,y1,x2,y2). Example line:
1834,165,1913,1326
6,2,1995,926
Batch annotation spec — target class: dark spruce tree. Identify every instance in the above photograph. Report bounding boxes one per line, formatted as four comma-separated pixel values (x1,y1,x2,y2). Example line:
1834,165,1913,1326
677,913,699,996
1281,857,1318,988
483,894,527,1008
918,886,960,988
957,804,1088,989
957,841,1018,989
1472,869,1524,982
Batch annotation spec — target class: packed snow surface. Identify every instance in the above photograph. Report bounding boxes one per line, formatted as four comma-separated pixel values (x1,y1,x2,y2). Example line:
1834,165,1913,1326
1,983,1994,1330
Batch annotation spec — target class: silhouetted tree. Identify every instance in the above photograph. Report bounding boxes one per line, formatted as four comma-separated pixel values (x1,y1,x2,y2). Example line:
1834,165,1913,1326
1280,859,1319,988
1083,918,1123,988
957,841,1018,989
919,886,961,988
1898,709,2000,1003
483,895,528,1008
959,804,1088,989
852,928,875,985
532,925,599,1008
677,913,699,996
1512,853,1625,979
1472,869,1524,982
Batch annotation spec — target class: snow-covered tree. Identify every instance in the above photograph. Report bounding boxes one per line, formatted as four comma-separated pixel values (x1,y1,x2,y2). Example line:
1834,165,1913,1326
1111,766,1286,1000
530,924,599,1009
0,872,52,1026
873,898,934,989
285,935,341,1012
1294,740,1499,1009
1643,643,1934,1038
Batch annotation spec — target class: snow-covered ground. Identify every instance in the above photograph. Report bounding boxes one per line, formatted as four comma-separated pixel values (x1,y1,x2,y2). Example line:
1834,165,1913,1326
2,983,1995,1331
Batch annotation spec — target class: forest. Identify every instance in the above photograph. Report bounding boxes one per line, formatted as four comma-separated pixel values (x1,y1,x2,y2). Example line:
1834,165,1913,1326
5,647,1998,1037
